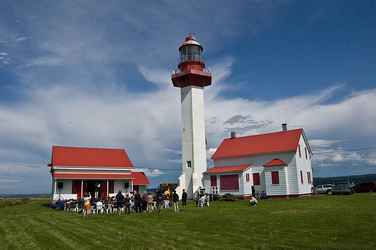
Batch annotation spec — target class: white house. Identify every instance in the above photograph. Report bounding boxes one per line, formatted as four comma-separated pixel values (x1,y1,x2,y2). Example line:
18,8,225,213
204,125,313,198
48,146,149,201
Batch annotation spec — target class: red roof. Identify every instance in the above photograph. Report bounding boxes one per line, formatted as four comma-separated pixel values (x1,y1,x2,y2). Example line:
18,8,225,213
50,146,134,168
206,164,250,174
212,129,303,160
131,172,150,185
264,158,287,167
52,172,132,180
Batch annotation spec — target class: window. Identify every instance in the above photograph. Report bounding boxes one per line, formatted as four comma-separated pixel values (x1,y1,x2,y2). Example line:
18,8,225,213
246,173,250,182
57,181,64,190
298,145,302,158
253,173,260,185
300,170,304,184
210,176,217,187
305,147,308,159
220,175,239,191
186,160,192,168
307,172,311,184
271,171,279,184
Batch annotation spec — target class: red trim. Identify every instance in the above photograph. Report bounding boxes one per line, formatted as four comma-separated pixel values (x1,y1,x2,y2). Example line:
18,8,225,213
206,164,250,174
53,172,132,180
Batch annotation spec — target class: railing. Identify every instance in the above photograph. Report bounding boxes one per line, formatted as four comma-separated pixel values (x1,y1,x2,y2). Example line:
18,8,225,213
172,67,211,75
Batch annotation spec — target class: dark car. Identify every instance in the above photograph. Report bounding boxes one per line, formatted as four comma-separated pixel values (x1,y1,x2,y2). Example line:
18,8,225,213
354,182,376,193
331,183,354,195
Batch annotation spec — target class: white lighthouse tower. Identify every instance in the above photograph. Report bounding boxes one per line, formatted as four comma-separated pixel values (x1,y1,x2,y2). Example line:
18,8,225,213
171,35,212,199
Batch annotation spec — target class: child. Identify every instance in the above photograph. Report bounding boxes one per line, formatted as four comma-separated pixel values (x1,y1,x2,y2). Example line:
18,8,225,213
249,196,258,207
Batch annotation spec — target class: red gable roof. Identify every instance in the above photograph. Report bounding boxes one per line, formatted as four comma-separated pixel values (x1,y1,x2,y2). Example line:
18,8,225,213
131,172,150,185
264,158,287,167
206,164,250,174
212,129,303,160
50,146,134,168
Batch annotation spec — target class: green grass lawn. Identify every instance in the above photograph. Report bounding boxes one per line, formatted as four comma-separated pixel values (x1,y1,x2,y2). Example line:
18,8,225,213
0,194,375,249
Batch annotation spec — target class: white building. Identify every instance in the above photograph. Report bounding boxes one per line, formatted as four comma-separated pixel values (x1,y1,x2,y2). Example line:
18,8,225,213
204,125,313,198
48,146,149,201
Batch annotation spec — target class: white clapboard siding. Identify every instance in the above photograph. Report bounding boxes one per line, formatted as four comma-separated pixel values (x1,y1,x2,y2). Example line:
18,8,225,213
295,135,313,194
264,167,288,196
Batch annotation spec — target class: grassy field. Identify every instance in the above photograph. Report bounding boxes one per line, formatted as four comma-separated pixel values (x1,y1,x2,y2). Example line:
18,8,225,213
0,194,375,249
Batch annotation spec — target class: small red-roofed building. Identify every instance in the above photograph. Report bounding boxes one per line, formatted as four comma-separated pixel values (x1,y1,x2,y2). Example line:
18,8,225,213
48,146,149,201
204,124,313,198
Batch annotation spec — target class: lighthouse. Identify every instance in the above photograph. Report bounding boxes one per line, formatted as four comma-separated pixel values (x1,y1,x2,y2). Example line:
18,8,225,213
171,35,212,199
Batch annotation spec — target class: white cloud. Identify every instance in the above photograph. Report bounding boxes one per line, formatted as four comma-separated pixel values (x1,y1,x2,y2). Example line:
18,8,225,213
15,36,28,42
27,56,63,67
137,66,171,87
310,139,376,170
1,66,375,192
138,168,164,177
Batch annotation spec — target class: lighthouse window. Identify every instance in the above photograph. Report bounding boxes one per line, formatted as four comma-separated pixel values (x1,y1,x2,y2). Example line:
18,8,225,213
181,46,202,62
186,161,192,168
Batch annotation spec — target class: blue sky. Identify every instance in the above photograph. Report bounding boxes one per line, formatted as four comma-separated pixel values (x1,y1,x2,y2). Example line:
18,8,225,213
0,0,375,193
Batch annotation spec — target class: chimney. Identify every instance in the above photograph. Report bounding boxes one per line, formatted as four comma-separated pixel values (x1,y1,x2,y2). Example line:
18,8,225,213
230,131,237,139
282,123,287,131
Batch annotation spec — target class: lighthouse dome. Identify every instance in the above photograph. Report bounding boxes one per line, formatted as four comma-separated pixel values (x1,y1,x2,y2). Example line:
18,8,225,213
179,34,203,50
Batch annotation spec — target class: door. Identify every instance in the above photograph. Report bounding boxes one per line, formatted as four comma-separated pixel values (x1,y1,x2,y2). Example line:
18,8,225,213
72,180,82,200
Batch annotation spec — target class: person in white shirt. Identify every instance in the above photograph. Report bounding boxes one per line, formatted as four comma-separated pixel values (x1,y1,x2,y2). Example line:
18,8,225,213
249,196,258,207
96,200,103,214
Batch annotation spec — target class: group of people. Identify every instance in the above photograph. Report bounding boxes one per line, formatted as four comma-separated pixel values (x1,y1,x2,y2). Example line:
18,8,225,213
58,188,190,216
53,189,258,215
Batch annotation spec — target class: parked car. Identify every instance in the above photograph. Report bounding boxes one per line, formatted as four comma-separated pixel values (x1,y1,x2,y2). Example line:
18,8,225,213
315,184,333,194
354,182,376,193
331,183,354,195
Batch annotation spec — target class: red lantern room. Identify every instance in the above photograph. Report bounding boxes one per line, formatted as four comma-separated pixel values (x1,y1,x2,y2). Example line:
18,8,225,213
171,34,212,88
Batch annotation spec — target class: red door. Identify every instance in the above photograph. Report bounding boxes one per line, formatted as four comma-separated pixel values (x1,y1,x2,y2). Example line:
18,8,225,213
72,180,82,200
100,181,107,200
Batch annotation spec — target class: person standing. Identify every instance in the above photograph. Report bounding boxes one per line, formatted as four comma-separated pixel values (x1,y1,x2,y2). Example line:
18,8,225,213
172,190,179,212
182,189,187,207
134,191,142,213
124,194,131,214
115,190,125,214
